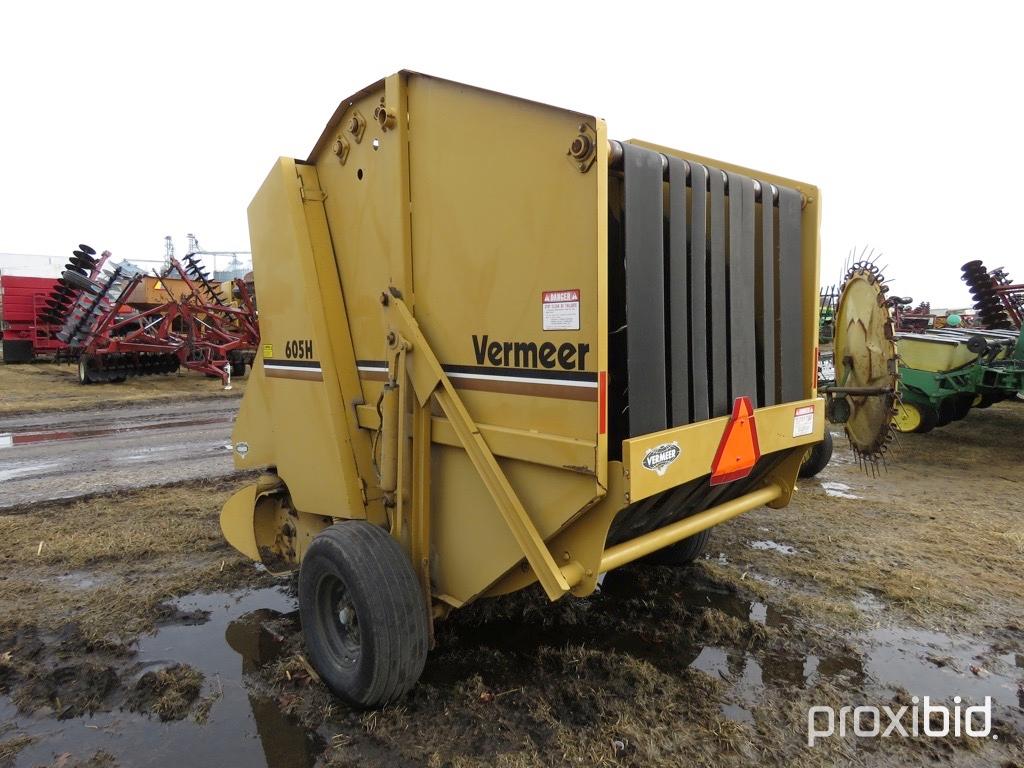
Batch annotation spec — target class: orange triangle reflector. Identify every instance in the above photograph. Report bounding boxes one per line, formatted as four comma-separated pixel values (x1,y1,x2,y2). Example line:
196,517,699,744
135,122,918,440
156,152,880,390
710,396,761,486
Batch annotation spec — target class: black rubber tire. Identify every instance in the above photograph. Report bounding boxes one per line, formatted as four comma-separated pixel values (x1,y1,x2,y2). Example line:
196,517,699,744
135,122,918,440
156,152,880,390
298,521,429,708
645,527,712,567
230,360,247,378
78,356,94,385
913,403,939,433
1,340,34,363
951,394,973,421
935,398,956,427
799,431,834,478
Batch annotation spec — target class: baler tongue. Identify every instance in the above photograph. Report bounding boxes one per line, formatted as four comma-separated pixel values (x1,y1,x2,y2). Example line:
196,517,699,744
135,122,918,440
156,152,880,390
829,250,899,472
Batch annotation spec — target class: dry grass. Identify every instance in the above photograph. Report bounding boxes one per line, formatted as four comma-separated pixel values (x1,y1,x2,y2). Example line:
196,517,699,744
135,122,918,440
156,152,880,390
0,475,271,643
0,361,245,416
125,663,204,721
0,734,35,764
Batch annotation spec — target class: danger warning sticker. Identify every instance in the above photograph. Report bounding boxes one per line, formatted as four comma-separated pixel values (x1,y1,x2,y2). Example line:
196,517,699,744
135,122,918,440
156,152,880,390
542,289,580,331
793,405,815,437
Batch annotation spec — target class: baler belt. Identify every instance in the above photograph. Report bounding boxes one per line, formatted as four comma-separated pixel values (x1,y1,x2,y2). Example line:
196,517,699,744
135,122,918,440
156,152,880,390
614,145,805,442
729,174,757,406
666,156,690,427
709,167,729,417
688,163,711,423
759,178,777,406
623,143,668,436
778,187,804,402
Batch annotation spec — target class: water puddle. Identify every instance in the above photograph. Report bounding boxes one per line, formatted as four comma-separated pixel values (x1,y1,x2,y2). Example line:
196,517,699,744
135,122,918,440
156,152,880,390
749,540,798,556
54,570,113,590
2,587,320,768
865,627,1023,709
0,415,233,450
0,461,62,483
820,480,860,499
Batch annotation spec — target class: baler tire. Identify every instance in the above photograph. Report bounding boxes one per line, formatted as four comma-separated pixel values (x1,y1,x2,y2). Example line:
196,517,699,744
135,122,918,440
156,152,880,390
798,431,834,478
298,521,429,708
645,528,712,567
230,360,247,378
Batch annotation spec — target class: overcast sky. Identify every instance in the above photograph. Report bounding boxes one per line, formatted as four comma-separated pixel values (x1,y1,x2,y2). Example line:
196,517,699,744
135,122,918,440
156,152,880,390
2,1,1020,305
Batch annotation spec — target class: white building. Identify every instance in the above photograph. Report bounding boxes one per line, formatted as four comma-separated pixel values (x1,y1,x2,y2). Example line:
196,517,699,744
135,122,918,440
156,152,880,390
0,253,63,278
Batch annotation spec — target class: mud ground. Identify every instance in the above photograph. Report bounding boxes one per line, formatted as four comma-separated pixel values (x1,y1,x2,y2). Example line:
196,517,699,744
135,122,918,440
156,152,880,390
0,371,1021,766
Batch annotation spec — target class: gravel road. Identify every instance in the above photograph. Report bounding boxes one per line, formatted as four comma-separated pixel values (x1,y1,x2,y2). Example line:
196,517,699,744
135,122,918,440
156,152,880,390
0,399,240,509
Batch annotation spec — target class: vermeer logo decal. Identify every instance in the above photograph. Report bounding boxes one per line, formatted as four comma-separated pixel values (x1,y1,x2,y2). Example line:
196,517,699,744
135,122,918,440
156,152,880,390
642,443,680,476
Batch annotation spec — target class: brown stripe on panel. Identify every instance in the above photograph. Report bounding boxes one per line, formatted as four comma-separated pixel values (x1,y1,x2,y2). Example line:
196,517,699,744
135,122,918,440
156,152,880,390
452,376,597,401
357,369,596,401
265,367,324,382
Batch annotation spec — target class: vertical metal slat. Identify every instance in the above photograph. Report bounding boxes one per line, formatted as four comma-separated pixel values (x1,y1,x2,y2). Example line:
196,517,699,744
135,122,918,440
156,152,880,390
758,181,777,406
666,157,690,426
622,143,667,436
708,166,729,417
728,174,757,404
778,186,804,402
688,163,710,423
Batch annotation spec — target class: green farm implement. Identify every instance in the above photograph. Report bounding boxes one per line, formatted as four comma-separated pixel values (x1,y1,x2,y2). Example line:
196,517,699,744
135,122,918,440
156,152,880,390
892,328,1023,433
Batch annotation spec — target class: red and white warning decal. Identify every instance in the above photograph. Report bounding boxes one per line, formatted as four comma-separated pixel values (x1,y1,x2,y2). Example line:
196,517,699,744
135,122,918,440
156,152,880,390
792,405,815,437
542,289,580,331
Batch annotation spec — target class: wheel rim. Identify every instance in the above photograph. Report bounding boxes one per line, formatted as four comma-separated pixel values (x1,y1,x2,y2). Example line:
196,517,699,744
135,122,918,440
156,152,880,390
315,573,361,668
893,402,921,433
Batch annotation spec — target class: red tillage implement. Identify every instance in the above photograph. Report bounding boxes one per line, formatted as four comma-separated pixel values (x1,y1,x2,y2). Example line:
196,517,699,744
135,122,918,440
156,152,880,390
37,244,259,386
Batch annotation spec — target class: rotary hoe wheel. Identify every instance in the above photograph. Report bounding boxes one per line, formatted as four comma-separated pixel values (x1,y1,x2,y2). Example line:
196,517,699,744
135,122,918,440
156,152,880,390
832,251,900,471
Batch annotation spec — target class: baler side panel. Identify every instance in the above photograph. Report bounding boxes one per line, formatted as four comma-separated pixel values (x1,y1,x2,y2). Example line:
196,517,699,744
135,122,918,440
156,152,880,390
237,158,366,520
402,76,606,603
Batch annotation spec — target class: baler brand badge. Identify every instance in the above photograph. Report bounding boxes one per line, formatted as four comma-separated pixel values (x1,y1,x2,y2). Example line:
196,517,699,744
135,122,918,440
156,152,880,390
642,442,680,476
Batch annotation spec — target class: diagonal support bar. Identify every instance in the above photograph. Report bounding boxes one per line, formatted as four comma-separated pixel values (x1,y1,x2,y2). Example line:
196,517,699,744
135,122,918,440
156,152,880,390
384,296,571,600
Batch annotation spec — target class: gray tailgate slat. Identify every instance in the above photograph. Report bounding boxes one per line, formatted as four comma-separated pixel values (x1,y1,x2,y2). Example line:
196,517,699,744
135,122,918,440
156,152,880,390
708,166,729,417
729,174,758,405
759,181,777,405
688,163,710,422
667,156,690,426
622,143,668,436
778,186,804,402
